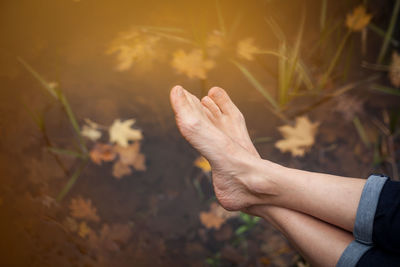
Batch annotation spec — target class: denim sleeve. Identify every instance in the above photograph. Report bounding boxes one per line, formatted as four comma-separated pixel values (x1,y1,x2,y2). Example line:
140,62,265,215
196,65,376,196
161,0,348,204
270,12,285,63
336,241,372,267
372,179,400,253
353,174,388,245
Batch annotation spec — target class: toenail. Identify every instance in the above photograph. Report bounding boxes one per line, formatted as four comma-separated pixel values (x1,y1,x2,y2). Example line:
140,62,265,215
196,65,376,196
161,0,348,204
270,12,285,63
175,86,183,96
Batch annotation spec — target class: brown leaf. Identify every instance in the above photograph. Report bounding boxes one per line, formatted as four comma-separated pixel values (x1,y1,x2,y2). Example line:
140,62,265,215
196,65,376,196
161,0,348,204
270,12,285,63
346,5,372,32
89,223,132,252
69,196,100,222
78,221,92,238
89,143,116,165
112,161,132,179
115,142,146,171
199,202,238,230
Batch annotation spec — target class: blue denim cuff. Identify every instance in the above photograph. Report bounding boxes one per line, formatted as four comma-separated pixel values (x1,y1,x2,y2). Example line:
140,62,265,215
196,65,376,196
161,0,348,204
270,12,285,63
353,174,388,245
336,240,372,267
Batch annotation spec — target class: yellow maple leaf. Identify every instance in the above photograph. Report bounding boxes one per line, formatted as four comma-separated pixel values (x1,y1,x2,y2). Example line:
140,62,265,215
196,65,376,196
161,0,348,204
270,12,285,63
346,5,372,32
78,221,91,238
107,28,161,71
275,116,319,157
171,49,215,79
194,156,211,173
389,51,400,88
109,119,143,147
237,38,260,61
69,196,100,222
199,202,238,230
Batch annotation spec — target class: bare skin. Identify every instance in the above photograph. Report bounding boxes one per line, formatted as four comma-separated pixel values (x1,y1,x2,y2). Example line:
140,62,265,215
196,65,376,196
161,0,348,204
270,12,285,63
197,86,354,266
170,85,366,232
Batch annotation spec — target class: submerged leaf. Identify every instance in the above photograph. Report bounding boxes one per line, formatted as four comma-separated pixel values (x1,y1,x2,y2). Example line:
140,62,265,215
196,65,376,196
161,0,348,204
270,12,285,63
78,221,92,238
89,223,132,252
89,143,117,165
199,202,239,230
275,116,319,157
171,49,215,79
115,142,146,171
109,119,143,147
237,38,260,61
346,5,372,32
194,156,211,173
389,51,400,88
69,196,100,222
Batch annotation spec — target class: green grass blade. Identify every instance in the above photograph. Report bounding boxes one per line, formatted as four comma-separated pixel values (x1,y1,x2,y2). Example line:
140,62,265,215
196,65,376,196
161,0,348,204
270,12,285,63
17,57,58,99
232,60,279,110
368,23,399,47
371,84,400,96
320,0,328,32
353,116,370,147
47,147,85,158
377,0,400,63
56,159,88,202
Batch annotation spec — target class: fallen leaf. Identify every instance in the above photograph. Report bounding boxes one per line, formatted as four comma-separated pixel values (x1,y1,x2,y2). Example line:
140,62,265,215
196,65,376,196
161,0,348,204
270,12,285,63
78,221,92,238
171,49,215,79
199,202,238,230
346,5,372,32
109,119,143,147
89,223,132,252
389,51,400,88
275,116,319,157
69,196,100,222
206,30,225,57
115,142,146,171
107,28,161,71
194,156,211,173
89,143,117,165
63,216,78,232
112,160,132,179
237,38,260,61
81,124,102,142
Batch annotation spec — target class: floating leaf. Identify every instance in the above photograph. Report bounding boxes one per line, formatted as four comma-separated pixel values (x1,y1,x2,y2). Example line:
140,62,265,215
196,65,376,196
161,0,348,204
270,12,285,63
115,142,146,171
81,122,102,141
89,143,117,165
237,38,260,61
171,49,215,79
206,30,225,57
78,221,92,238
194,156,211,173
275,116,319,157
112,161,132,179
69,196,100,222
389,51,400,88
346,5,372,32
199,202,239,230
109,119,143,147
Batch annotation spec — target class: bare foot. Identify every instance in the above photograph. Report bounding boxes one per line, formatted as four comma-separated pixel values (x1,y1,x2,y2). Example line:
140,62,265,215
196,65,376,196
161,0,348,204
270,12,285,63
170,85,271,210
201,87,260,158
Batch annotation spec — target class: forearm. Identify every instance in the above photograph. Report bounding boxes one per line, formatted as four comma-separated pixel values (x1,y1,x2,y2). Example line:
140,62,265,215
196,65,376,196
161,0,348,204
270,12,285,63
249,205,353,267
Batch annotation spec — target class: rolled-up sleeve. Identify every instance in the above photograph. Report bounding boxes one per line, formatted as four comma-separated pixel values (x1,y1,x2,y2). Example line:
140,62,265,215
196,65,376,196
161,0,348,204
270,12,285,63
353,174,388,245
336,241,372,267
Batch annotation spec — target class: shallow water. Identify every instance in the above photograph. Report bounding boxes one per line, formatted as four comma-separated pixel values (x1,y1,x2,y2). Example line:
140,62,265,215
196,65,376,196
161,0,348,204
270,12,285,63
0,0,397,266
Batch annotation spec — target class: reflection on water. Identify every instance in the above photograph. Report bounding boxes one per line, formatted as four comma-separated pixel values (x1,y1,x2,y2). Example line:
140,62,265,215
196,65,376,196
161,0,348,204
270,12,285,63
0,0,395,266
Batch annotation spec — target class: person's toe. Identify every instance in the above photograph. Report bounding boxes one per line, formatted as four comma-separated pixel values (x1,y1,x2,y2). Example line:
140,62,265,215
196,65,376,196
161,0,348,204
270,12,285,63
201,96,221,117
208,87,237,114
170,85,191,115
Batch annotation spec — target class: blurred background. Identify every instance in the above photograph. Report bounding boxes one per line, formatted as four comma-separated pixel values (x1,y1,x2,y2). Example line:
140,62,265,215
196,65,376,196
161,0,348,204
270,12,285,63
1,0,399,266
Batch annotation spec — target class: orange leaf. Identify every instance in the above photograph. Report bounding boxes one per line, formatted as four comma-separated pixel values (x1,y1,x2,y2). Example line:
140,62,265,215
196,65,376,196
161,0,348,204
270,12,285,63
69,196,100,222
89,143,116,165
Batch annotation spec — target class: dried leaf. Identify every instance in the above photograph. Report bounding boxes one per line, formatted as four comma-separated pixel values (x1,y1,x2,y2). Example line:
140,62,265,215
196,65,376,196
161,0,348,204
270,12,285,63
112,160,132,179
346,5,372,32
69,196,100,222
171,49,215,79
63,216,78,232
115,142,146,171
107,28,161,71
78,221,92,238
109,119,143,147
81,124,102,142
199,202,239,230
389,51,400,88
89,223,132,252
194,156,211,173
89,143,117,165
275,116,319,157
237,38,260,61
